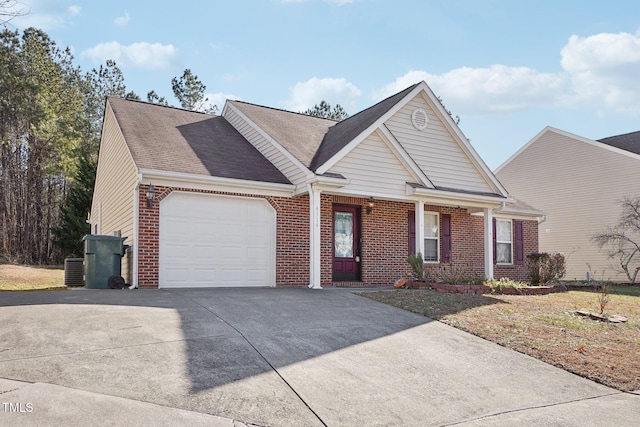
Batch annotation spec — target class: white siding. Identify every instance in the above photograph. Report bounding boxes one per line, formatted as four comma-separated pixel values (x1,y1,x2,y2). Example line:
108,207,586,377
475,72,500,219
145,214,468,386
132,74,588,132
90,103,139,279
496,129,640,282
328,131,416,198
224,107,308,184
386,95,494,193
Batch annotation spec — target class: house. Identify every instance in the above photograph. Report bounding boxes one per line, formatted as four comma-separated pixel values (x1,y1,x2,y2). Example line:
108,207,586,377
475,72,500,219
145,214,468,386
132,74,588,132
90,81,543,289
495,127,640,283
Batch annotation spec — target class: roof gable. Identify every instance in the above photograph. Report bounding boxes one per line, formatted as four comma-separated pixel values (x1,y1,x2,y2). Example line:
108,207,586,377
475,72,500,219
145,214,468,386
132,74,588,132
385,92,497,194
107,97,290,184
311,81,507,197
496,126,640,175
309,83,419,170
326,130,423,198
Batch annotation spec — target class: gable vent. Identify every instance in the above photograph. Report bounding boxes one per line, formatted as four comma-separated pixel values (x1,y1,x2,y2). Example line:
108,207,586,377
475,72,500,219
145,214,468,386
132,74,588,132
411,108,429,131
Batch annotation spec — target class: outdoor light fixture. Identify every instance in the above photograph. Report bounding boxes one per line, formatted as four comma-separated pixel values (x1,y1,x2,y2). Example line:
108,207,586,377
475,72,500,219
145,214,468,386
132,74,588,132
366,197,375,214
146,184,155,209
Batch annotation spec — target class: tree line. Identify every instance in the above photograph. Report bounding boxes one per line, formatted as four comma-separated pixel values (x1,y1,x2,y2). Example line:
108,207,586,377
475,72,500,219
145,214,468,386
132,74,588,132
0,27,214,264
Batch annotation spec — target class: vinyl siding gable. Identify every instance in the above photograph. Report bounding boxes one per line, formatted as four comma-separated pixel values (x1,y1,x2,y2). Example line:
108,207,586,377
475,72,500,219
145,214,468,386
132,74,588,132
91,103,139,249
496,128,640,282
327,131,417,198
385,94,494,193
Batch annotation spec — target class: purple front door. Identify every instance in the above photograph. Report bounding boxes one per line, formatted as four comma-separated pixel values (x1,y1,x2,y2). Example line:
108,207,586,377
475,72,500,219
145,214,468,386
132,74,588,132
332,205,361,281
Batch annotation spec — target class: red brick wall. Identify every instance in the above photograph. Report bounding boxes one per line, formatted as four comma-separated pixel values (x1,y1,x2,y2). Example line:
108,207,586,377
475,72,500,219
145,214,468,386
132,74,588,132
136,186,538,288
273,194,310,286
494,219,539,282
419,207,538,283
325,196,414,286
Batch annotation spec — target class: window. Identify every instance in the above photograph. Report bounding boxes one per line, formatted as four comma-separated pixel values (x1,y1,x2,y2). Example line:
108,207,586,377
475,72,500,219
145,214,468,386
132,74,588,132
495,219,513,264
424,212,439,262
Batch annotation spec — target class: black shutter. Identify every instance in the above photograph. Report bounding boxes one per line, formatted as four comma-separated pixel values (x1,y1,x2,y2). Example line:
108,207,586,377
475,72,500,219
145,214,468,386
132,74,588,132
492,218,497,265
442,214,451,263
408,210,416,255
515,220,524,265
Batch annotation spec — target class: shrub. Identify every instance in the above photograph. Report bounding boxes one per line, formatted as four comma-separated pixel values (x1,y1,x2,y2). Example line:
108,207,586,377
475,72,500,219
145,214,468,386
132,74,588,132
526,252,566,284
406,253,424,280
438,263,483,285
485,277,529,293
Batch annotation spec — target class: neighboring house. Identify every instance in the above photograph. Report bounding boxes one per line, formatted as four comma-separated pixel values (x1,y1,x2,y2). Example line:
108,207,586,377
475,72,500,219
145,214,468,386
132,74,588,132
495,127,640,283
90,81,543,289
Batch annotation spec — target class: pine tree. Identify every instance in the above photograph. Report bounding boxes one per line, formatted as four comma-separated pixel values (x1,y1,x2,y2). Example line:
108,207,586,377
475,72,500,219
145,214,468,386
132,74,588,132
302,100,349,121
171,69,216,113
51,150,96,257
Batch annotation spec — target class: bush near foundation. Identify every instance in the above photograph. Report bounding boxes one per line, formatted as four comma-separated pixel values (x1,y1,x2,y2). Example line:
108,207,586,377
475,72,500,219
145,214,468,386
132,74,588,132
526,252,566,284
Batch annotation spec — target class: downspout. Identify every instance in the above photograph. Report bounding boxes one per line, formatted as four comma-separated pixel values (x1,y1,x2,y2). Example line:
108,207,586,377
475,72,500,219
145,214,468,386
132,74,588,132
130,174,142,289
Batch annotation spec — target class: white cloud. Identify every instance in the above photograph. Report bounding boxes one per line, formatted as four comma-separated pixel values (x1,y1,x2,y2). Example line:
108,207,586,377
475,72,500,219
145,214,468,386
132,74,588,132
205,93,242,112
114,11,130,27
81,41,179,70
375,67,565,115
376,29,640,117
560,30,640,115
8,1,79,30
284,77,361,112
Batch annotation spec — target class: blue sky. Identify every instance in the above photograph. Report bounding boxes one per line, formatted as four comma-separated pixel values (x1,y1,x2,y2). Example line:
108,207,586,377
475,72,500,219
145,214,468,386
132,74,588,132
6,0,640,169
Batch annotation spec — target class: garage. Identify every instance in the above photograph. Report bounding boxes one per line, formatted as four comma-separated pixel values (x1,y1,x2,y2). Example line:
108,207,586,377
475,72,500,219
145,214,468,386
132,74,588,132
159,192,276,288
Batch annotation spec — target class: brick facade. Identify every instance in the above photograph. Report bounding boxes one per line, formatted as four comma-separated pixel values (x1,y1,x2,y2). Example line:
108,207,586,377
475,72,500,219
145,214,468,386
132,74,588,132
136,185,538,288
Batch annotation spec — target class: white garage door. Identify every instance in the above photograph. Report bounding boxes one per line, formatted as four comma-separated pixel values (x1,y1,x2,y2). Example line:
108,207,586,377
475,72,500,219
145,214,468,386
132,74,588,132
159,192,276,288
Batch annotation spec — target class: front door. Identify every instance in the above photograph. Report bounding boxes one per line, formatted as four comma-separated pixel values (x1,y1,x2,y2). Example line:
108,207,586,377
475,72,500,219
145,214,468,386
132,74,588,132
332,205,361,281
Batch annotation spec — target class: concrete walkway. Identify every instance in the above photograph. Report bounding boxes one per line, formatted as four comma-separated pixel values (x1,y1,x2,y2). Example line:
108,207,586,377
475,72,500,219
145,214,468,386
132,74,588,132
0,288,638,426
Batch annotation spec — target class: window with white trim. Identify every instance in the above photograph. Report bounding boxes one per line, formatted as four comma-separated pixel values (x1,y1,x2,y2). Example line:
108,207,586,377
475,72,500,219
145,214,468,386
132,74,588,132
424,212,439,262
496,219,513,264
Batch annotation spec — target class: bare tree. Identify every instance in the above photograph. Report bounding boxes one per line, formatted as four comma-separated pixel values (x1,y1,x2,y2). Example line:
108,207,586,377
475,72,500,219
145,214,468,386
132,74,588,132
591,196,640,284
1,0,28,26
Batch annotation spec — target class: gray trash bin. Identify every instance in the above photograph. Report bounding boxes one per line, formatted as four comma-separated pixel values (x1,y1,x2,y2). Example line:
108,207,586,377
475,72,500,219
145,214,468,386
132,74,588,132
83,235,126,289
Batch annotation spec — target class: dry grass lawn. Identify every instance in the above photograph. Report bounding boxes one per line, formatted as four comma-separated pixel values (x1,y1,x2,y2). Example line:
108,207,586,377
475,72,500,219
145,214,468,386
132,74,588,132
0,264,66,291
361,286,640,392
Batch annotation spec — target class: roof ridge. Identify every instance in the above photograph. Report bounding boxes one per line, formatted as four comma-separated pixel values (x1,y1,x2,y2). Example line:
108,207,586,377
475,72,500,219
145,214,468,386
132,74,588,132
229,99,338,123
107,96,214,116
338,82,420,126
308,82,420,170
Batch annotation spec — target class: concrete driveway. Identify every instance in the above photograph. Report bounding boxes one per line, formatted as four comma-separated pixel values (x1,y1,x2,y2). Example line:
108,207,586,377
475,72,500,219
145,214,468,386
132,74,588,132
0,288,638,426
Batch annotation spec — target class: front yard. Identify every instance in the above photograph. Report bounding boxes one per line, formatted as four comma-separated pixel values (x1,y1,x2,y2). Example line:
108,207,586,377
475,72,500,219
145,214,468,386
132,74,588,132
0,264,65,291
361,286,640,391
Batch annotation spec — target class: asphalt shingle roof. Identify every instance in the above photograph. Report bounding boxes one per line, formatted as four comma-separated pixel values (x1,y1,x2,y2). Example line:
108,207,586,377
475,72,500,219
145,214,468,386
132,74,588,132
310,83,419,170
228,101,336,168
598,130,640,155
107,97,291,184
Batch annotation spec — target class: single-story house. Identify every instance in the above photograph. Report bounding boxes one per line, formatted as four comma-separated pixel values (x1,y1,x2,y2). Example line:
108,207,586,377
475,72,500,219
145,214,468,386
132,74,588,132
90,81,543,289
495,126,640,283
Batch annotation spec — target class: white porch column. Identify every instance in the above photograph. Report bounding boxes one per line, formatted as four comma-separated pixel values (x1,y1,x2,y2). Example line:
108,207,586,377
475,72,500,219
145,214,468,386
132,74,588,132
308,184,323,289
484,207,494,280
416,201,425,257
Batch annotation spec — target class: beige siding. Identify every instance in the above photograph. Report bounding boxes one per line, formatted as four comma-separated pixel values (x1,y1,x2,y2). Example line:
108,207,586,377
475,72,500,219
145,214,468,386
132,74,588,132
224,107,308,184
496,129,640,282
328,131,416,198
386,95,494,193
90,103,139,279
